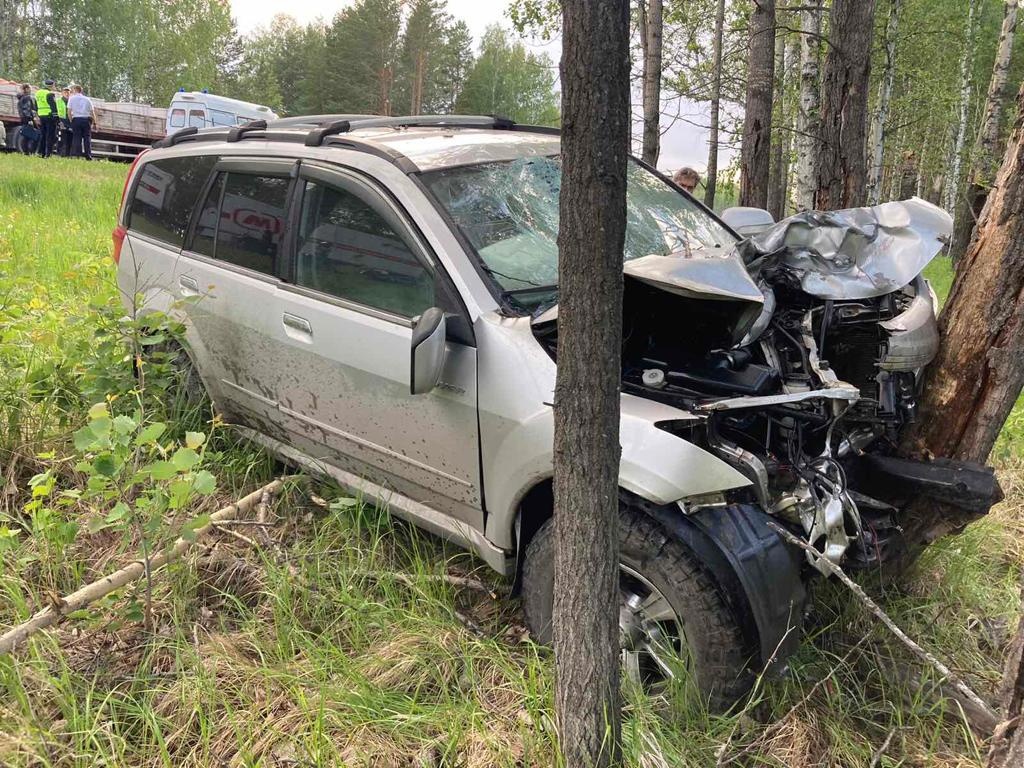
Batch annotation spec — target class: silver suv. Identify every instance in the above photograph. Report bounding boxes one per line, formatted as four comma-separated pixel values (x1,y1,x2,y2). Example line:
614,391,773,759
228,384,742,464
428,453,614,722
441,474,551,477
115,115,999,706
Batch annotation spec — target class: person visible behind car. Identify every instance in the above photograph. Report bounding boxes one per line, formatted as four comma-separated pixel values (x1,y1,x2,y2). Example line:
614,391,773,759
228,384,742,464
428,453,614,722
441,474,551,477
68,85,95,161
35,78,59,158
58,87,72,157
673,166,700,195
16,84,36,155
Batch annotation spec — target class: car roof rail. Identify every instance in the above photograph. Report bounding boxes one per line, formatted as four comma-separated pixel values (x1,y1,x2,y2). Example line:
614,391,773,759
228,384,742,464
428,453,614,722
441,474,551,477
303,114,531,146
152,126,199,148
226,119,267,142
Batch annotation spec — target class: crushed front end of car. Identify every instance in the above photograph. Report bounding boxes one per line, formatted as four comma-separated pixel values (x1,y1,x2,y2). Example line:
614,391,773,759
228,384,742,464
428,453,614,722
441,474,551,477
535,196,1002,579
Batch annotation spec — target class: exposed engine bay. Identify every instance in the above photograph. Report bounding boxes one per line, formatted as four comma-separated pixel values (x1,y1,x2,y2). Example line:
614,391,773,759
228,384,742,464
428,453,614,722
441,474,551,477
533,198,1001,576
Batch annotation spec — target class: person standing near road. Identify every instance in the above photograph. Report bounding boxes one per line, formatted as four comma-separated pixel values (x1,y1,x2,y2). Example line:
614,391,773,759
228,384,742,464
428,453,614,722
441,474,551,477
35,78,59,158
16,84,36,155
68,85,95,161
57,87,72,157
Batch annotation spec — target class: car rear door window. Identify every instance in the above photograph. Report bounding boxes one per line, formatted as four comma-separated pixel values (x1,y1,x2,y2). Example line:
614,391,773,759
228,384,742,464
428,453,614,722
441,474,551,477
211,172,290,276
294,180,434,318
191,172,224,258
128,154,217,247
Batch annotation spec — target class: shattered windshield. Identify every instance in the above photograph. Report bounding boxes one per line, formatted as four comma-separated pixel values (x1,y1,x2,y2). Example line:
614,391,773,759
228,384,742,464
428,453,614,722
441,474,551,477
422,156,736,309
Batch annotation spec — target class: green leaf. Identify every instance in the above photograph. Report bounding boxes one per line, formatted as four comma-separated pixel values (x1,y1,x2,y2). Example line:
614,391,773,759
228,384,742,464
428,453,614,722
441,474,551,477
86,517,110,534
113,414,137,435
105,502,130,523
92,453,118,477
168,479,193,509
172,447,200,472
329,497,360,511
87,402,109,420
192,470,216,495
145,461,177,481
136,422,167,445
73,425,97,452
185,431,206,450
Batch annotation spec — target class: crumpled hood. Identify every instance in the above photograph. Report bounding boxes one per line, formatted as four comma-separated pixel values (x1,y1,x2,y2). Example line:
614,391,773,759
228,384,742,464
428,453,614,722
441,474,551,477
622,246,765,304
742,197,952,299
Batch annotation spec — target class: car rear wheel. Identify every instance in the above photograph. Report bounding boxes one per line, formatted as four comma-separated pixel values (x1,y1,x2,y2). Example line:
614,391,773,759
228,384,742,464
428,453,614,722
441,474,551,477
520,501,754,710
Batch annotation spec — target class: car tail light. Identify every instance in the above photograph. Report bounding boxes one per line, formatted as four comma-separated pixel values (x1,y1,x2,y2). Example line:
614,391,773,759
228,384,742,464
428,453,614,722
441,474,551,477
112,224,127,264
112,149,147,264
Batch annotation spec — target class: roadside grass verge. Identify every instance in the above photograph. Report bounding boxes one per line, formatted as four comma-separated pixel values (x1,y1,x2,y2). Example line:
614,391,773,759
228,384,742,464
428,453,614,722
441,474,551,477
1,153,1022,765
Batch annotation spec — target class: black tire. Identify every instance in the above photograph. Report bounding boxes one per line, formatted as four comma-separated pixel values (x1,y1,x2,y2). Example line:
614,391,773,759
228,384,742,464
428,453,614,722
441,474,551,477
521,501,754,710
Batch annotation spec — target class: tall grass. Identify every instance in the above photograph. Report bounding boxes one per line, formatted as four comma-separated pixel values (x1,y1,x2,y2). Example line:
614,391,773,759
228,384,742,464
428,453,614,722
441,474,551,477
1,153,1022,766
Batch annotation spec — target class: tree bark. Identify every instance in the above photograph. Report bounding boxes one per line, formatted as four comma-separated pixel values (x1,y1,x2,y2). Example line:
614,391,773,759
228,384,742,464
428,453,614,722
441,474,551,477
814,0,877,210
952,0,1019,260
704,0,726,208
555,1,630,766
945,0,979,216
740,0,776,208
767,28,788,220
867,0,903,205
794,2,822,211
640,0,663,166
899,83,1024,549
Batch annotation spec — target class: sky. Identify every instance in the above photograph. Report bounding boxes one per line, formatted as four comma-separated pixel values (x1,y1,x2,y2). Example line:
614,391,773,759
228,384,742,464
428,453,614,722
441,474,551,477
229,0,737,174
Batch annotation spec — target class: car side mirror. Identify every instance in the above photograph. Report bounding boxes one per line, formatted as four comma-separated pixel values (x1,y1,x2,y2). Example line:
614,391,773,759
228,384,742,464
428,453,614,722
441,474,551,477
410,307,447,395
721,206,776,238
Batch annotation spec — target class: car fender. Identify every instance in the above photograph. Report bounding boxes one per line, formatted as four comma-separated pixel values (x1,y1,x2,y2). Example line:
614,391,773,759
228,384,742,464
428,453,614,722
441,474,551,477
483,393,751,548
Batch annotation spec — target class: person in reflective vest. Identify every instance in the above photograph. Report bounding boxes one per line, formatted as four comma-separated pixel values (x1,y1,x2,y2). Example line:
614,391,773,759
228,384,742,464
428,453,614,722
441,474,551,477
57,87,72,157
35,78,59,158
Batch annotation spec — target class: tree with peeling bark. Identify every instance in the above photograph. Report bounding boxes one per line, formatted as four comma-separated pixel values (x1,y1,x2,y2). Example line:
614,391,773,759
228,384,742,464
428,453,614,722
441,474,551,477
554,1,630,766
867,0,903,206
952,0,1019,261
899,83,1024,562
740,0,776,208
704,0,726,208
814,0,877,210
639,0,664,166
794,2,822,211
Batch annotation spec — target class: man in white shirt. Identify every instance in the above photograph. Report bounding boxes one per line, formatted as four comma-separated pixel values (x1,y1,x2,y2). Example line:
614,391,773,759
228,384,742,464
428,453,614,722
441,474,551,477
67,85,95,160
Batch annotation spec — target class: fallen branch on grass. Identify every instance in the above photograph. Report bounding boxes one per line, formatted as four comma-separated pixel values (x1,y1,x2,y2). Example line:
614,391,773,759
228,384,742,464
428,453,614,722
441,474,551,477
765,520,999,730
0,478,292,656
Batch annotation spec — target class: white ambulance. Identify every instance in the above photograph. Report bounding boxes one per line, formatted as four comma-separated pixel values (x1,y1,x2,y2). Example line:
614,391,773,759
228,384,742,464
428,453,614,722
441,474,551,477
166,91,278,135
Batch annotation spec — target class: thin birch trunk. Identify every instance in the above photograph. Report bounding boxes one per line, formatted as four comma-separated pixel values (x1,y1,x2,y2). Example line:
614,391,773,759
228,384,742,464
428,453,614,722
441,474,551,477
867,0,903,205
945,0,979,214
704,0,726,208
640,0,663,166
767,29,788,220
794,3,822,211
952,0,1019,258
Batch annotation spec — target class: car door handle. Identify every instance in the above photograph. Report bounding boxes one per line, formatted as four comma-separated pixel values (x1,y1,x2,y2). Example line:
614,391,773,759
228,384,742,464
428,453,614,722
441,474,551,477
282,313,313,337
178,275,199,296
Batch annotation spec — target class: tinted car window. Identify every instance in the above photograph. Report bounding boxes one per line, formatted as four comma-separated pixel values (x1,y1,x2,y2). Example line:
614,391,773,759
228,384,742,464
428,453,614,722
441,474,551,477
129,154,217,247
295,180,434,317
190,172,224,258
214,172,290,276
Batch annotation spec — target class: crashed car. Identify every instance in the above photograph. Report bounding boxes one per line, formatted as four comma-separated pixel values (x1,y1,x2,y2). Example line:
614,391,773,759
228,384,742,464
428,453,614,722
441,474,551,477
114,115,999,708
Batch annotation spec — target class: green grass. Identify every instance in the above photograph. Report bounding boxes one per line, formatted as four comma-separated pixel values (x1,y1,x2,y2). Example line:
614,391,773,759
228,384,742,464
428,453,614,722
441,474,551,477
1,153,1023,766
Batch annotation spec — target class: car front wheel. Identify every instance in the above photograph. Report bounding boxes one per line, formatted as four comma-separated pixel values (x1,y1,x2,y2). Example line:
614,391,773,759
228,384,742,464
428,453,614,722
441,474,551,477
520,501,754,710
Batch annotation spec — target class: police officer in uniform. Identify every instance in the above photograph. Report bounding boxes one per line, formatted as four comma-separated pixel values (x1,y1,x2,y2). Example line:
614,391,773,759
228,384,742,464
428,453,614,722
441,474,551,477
57,87,72,157
35,78,59,158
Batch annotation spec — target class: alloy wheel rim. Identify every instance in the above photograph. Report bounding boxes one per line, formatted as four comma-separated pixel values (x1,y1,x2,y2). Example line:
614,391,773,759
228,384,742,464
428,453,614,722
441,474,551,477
618,563,687,688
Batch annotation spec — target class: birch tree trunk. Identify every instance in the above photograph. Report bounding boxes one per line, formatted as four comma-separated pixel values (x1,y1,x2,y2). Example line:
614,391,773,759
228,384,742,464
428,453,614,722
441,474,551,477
767,30,788,220
815,0,877,210
952,0,1019,260
867,0,903,205
898,83,1024,555
704,0,726,208
945,0,979,215
794,3,822,211
555,1,630,765
640,0,663,166
740,0,776,208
